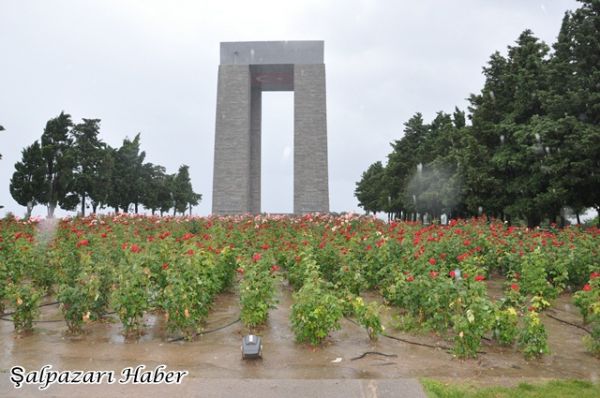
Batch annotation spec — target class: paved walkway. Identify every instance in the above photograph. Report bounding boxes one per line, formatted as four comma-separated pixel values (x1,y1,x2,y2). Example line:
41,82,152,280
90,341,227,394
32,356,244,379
0,378,427,398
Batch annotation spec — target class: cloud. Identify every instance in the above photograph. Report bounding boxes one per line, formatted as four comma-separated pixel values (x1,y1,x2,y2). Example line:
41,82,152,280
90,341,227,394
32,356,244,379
282,146,292,162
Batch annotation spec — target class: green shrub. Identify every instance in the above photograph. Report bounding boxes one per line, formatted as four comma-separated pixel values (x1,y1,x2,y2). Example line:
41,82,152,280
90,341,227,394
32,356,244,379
239,254,278,328
290,275,343,345
493,306,519,346
519,310,549,359
353,297,384,341
7,283,41,334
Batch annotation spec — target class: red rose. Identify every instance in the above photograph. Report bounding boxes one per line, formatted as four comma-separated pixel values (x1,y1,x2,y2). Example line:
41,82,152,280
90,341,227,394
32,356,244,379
475,275,485,282
270,264,281,273
252,253,262,262
76,239,89,248
449,270,456,278
428,257,436,266
457,253,468,262
162,263,169,270
510,283,520,292
186,249,195,256
583,284,592,292
261,243,270,250
130,244,141,253
429,271,439,278
590,272,600,280
101,233,107,238
406,275,414,282
236,267,244,275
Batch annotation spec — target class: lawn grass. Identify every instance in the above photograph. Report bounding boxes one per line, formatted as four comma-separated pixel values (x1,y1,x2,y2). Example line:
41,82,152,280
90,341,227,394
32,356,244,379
422,379,600,398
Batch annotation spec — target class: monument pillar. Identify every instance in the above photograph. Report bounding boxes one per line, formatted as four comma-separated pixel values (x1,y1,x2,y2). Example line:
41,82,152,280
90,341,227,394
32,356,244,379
294,64,329,214
212,41,329,215
212,64,251,214
249,88,262,214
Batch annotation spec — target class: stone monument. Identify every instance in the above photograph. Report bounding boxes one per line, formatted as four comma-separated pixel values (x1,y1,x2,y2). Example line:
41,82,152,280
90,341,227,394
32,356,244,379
212,41,329,215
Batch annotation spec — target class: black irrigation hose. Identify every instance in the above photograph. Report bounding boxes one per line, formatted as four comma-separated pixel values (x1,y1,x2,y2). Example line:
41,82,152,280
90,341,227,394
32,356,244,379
0,309,117,324
39,301,60,308
0,315,65,323
546,313,591,334
168,317,241,343
381,332,457,352
345,316,484,354
32,312,116,324
0,300,60,318
350,351,398,361
33,319,65,323
383,331,488,354
345,316,445,349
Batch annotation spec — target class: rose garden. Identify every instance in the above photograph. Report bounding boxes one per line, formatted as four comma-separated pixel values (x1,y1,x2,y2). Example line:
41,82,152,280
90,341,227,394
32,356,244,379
1,214,598,359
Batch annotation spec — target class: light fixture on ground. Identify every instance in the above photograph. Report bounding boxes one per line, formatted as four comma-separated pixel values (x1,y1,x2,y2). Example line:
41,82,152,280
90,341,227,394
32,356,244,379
241,334,263,359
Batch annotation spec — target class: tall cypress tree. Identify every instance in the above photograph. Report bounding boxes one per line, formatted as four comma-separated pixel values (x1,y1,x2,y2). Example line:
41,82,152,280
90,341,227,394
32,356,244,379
40,112,78,218
88,146,114,214
71,118,107,216
140,163,167,215
109,134,145,213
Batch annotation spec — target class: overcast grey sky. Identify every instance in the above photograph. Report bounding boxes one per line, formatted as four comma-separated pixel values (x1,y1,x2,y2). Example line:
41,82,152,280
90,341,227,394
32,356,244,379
0,0,578,217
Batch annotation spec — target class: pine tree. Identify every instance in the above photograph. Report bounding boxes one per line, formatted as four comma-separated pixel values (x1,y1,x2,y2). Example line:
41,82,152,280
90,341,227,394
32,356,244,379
384,113,429,218
544,0,600,223
355,161,385,215
10,141,47,218
467,31,552,226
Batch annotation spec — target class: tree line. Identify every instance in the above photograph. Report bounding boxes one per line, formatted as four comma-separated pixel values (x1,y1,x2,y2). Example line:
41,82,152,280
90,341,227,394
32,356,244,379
0,124,3,211
9,112,201,218
355,0,599,227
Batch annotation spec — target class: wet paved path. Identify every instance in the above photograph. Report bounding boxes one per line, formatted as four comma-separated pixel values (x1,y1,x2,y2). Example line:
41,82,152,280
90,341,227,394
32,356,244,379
0,378,427,398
